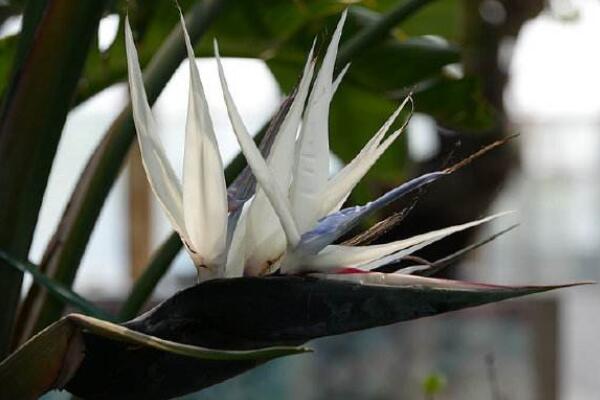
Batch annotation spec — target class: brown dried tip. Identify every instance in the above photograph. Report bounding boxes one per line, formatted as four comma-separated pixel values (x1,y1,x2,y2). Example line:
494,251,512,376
344,195,420,246
444,133,519,174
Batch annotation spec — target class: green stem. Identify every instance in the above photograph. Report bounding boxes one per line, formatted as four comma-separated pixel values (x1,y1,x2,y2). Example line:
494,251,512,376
336,0,437,69
118,233,182,321
17,0,227,344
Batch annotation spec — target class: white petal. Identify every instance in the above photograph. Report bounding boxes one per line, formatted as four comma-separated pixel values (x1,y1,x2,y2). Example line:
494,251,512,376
298,212,510,272
332,63,350,94
316,272,503,290
268,42,316,188
242,193,288,276
394,265,431,275
125,17,185,236
319,96,412,216
180,14,228,268
290,10,347,233
214,41,301,246
240,45,317,275
224,201,251,278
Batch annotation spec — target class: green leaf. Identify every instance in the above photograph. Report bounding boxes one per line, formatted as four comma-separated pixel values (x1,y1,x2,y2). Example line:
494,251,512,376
76,0,343,105
347,37,460,93
399,0,462,42
64,275,585,399
0,250,114,321
413,75,497,131
76,0,191,104
0,0,108,358
0,313,309,399
336,0,441,68
76,1,449,105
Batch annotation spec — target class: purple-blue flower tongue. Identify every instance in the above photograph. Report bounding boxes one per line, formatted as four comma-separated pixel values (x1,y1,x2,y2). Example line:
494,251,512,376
295,171,446,256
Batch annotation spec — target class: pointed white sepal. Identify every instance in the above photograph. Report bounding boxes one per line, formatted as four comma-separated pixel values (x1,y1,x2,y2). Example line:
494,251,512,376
332,63,350,94
125,17,185,236
224,201,251,278
214,41,301,247
179,14,229,270
316,272,505,290
319,96,412,216
290,10,347,233
293,212,511,272
241,44,317,275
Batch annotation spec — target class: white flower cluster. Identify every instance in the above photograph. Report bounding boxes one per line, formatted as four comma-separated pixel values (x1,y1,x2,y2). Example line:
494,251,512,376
125,11,504,287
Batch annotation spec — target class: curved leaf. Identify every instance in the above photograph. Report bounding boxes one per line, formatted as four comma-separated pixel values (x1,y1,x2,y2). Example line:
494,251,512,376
0,313,309,400
64,276,585,399
0,0,108,356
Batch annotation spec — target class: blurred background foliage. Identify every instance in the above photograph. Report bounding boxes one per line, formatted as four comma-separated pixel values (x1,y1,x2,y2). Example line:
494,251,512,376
0,0,536,367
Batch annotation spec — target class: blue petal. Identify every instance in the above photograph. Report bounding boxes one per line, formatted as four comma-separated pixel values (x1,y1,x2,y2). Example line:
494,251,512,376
295,171,446,255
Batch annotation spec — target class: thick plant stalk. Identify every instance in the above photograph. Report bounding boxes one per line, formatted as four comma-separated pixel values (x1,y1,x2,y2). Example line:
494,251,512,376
0,0,107,358
15,0,227,346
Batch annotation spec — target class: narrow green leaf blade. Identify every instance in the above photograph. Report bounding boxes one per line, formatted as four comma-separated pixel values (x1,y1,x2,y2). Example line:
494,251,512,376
0,250,114,321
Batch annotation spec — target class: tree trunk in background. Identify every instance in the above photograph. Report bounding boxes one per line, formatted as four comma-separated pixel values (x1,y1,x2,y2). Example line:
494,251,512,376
128,142,151,280
376,0,544,272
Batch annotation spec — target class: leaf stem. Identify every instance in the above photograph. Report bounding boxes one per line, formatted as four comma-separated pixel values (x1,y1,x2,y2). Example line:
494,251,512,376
0,251,114,321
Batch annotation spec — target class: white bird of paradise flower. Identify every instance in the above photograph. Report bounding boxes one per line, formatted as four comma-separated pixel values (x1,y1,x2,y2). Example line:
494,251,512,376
124,10,509,289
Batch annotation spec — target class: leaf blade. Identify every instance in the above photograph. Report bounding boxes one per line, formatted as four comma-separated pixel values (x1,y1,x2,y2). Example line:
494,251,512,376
0,250,114,321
